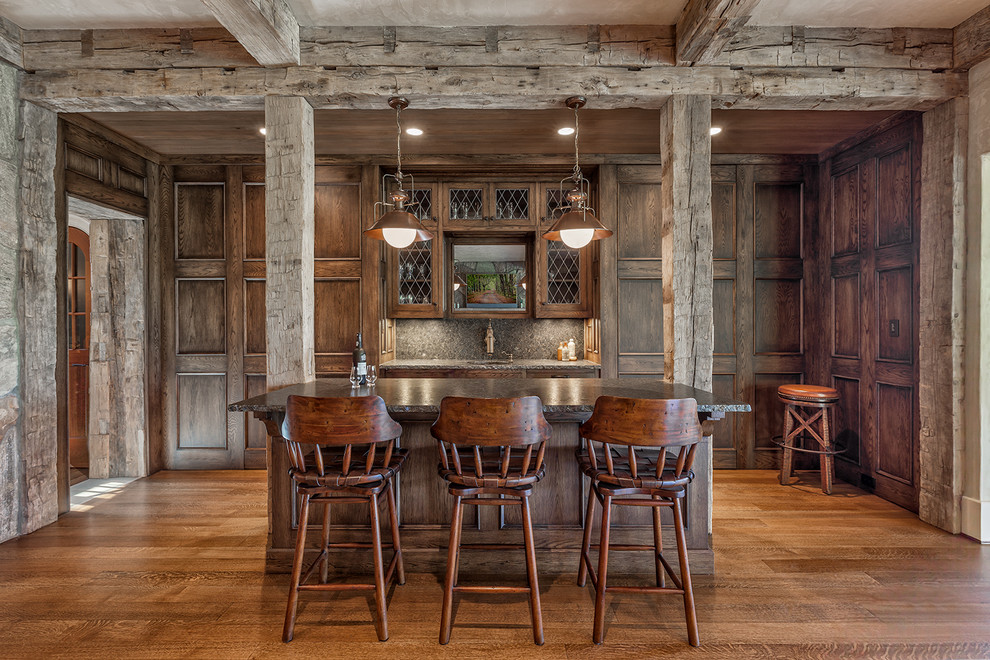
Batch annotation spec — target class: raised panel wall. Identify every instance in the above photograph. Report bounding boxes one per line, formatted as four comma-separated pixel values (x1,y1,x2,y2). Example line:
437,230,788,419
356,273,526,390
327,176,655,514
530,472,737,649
822,117,920,511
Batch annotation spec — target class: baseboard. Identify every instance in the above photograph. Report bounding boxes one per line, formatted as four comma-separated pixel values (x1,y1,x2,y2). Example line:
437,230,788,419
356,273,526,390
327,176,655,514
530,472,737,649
961,496,990,543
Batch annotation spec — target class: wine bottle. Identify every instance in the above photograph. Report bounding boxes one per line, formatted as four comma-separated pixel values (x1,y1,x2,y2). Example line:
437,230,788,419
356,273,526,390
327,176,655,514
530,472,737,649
353,332,367,385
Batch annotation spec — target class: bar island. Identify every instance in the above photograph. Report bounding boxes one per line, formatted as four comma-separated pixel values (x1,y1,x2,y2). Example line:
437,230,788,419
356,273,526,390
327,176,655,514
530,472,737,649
230,378,750,575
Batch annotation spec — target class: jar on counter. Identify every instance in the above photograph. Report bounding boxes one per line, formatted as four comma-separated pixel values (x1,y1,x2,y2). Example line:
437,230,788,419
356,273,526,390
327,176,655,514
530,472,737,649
568,338,577,361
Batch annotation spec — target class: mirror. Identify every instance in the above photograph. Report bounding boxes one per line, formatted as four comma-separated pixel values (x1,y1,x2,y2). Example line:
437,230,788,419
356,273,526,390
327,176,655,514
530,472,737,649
450,241,528,316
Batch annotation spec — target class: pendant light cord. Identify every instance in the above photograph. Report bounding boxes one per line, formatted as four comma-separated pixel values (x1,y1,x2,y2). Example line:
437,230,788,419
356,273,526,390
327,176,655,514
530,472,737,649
572,104,581,182
395,103,403,182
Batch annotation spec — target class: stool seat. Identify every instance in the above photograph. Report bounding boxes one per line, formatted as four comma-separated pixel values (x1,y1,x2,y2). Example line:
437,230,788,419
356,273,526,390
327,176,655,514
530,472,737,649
778,384,839,404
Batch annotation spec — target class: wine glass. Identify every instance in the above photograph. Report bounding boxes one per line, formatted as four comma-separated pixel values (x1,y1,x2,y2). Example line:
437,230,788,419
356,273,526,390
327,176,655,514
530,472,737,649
366,365,378,387
349,366,360,388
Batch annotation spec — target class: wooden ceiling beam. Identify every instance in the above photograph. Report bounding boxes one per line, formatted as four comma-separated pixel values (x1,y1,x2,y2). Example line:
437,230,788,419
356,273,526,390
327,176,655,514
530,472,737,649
20,65,966,113
200,0,299,66
17,24,954,72
954,3,990,70
0,16,23,69
676,0,761,65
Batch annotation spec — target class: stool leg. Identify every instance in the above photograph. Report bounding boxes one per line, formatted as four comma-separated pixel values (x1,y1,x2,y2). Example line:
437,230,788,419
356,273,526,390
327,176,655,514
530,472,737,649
369,492,389,642
520,494,544,645
652,495,664,587
282,492,310,643
820,405,834,495
592,494,612,645
577,485,596,587
385,480,405,585
320,500,332,584
672,497,700,647
780,405,795,485
440,495,464,645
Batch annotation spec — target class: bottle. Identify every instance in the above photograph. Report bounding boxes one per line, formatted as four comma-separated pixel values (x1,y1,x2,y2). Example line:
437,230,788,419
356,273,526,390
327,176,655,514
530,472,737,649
568,337,577,361
557,342,564,361
352,332,367,385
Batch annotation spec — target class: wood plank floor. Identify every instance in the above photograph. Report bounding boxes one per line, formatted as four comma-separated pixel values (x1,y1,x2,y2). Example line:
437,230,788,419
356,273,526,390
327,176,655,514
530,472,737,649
0,470,988,659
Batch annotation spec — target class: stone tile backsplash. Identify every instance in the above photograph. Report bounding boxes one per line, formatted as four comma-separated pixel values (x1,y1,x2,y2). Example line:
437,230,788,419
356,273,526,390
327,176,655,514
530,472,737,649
395,318,585,360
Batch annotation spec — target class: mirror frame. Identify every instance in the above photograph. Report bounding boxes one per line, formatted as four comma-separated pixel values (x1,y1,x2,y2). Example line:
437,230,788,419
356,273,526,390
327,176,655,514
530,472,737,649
445,232,533,319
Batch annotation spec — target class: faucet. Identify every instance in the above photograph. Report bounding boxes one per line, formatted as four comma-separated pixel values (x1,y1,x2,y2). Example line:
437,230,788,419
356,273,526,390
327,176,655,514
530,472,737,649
484,320,495,357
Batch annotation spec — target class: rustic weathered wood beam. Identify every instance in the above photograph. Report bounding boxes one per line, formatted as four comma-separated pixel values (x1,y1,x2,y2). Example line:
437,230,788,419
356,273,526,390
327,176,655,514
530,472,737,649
19,65,966,113
676,0,761,65
0,17,22,69
660,95,713,390
717,26,953,70
19,24,956,71
919,98,967,533
264,96,314,389
17,101,59,534
200,0,300,66
21,28,255,71
954,3,990,70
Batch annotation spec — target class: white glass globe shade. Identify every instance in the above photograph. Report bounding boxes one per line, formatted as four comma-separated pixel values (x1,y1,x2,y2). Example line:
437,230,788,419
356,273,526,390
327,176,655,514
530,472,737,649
559,228,595,249
382,228,417,248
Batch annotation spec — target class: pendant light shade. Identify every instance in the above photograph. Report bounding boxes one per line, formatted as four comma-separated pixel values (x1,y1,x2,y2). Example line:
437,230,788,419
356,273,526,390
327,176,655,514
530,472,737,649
365,97,433,248
543,96,613,249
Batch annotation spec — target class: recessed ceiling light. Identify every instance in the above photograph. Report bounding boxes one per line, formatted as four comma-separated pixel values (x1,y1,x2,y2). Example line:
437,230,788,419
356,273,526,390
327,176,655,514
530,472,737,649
558,127,575,136
405,127,424,136
710,126,722,136
259,127,267,135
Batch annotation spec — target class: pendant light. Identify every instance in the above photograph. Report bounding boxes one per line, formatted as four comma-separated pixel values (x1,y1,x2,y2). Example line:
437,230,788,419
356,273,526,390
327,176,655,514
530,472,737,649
365,97,433,248
543,96,613,249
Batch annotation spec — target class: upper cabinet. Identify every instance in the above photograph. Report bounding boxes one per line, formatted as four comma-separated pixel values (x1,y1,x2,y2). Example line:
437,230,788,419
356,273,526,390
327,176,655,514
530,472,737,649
387,174,594,319
443,182,535,230
535,185,593,318
387,182,443,318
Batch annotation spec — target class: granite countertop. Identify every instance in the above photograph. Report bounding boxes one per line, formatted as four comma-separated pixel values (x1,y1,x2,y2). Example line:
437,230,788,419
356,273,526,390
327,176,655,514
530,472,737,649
381,358,600,370
229,377,751,417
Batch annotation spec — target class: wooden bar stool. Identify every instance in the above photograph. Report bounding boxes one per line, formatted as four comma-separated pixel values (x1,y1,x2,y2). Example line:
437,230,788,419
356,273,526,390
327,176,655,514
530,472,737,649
777,384,841,494
280,395,407,642
431,395,552,645
576,396,703,646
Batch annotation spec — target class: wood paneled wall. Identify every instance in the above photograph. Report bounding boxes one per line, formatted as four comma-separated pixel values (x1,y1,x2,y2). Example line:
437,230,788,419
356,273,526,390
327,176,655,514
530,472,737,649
818,117,922,512
164,164,370,469
710,157,817,469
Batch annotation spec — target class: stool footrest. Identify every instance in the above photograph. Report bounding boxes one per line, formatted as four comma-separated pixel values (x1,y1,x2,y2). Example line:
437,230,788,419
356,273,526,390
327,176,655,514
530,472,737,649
455,542,525,551
771,435,845,456
606,585,685,595
453,585,532,594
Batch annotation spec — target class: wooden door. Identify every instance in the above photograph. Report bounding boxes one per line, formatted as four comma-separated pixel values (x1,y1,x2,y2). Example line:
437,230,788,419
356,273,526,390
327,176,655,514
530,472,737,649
823,118,921,511
67,227,90,471
710,159,814,469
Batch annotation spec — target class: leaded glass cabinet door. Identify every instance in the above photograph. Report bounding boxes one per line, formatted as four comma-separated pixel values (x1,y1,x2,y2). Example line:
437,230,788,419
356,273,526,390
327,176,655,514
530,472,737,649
388,183,443,318
443,182,486,229
535,184,592,317
490,182,535,229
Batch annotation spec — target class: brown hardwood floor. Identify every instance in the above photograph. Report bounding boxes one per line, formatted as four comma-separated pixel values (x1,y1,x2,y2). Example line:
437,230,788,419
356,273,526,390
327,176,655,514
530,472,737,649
0,470,987,659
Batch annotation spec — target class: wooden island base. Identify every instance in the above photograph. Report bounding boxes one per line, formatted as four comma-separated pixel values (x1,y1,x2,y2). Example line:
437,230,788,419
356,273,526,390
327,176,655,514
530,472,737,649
230,378,750,575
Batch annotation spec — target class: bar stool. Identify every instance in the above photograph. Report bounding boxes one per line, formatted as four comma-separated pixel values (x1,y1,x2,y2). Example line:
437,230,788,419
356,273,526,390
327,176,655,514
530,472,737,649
777,384,841,494
576,396,703,646
431,395,552,645
281,395,407,642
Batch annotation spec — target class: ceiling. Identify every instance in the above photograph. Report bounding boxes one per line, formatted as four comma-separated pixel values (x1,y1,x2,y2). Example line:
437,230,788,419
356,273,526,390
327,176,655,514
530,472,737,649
1,0,985,29
83,108,899,157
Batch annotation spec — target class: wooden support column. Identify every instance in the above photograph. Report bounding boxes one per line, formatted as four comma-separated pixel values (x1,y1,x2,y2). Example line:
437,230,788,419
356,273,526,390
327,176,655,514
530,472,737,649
17,101,59,534
919,98,968,533
264,95,314,390
661,95,714,391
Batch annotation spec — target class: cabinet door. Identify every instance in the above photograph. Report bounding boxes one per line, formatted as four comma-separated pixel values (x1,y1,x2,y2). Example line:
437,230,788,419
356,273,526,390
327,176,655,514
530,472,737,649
443,182,486,228
535,184,592,317
387,183,443,318
490,182,536,229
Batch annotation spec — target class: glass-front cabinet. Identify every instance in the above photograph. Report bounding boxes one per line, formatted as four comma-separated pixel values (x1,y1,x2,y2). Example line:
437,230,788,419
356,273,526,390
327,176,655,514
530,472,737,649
387,182,443,318
387,176,593,319
443,182,535,230
535,184,592,317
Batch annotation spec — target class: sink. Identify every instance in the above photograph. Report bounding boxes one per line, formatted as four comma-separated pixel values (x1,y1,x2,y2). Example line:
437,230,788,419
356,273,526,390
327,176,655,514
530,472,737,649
467,359,513,365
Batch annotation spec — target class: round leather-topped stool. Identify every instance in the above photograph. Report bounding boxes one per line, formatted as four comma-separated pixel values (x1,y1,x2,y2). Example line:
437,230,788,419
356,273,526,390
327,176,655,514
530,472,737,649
776,384,841,494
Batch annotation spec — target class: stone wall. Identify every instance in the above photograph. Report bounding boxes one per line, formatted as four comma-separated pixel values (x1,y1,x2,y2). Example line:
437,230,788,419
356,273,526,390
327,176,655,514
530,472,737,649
0,61,20,543
395,318,585,360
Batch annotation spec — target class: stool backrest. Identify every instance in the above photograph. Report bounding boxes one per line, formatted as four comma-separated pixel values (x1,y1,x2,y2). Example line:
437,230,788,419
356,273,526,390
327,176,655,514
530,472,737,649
430,396,551,481
283,395,402,479
579,396,702,481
